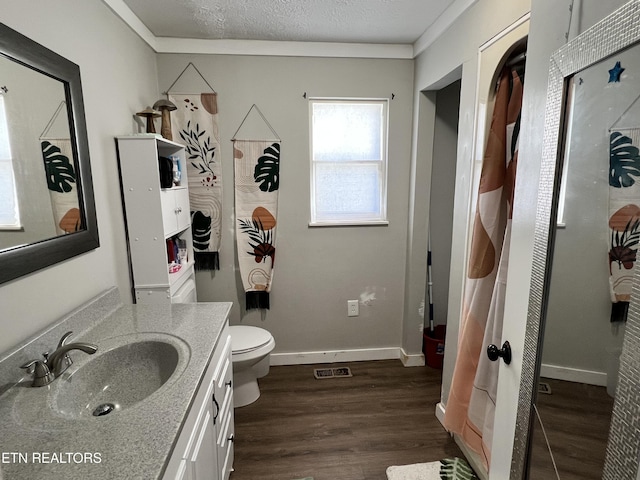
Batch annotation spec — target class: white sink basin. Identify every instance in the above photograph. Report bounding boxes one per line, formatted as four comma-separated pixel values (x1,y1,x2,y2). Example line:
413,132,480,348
52,337,188,419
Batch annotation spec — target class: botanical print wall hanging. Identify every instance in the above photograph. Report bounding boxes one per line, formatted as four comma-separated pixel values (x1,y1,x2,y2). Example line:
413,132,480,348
40,102,81,234
232,105,280,310
608,128,640,320
168,64,223,270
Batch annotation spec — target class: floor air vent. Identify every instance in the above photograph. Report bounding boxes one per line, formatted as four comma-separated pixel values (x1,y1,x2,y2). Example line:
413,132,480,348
538,381,552,394
313,367,352,379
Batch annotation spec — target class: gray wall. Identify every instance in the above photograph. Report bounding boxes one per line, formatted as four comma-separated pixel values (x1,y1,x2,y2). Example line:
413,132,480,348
428,80,460,329
0,0,159,355
156,54,415,356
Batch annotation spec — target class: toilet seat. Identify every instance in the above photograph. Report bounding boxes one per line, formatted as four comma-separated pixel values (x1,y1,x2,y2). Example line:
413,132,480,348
231,325,273,355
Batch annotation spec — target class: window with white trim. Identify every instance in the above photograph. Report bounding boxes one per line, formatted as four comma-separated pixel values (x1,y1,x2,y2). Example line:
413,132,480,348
0,95,21,229
309,98,388,225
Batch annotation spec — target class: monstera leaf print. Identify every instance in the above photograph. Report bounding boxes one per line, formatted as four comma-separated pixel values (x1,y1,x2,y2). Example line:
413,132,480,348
610,131,640,187
254,143,280,192
41,141,76,193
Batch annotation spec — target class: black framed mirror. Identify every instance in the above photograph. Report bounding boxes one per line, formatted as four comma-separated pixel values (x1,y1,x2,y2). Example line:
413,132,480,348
0,22,98,284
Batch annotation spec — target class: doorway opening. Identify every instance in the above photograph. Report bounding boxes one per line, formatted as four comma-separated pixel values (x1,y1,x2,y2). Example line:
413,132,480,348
424,79,461,375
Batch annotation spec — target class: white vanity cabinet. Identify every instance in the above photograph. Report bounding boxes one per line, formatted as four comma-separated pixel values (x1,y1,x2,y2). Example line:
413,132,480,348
116,136,196,304
163,322,234,480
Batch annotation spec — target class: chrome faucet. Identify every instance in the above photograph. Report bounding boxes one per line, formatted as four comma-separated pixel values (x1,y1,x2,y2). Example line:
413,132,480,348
20,331,98,386
47,340,97,376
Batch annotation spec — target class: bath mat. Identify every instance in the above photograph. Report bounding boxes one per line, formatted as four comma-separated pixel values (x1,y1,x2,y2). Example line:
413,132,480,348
313,367,352,379
386,457,478,480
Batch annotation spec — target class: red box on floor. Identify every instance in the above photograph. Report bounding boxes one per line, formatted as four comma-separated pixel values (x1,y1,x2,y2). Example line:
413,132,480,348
423,325,446,369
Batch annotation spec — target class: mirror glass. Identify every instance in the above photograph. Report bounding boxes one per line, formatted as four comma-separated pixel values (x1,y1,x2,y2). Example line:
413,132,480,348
527,44,639,476
0,22,98,284
0,55,78,251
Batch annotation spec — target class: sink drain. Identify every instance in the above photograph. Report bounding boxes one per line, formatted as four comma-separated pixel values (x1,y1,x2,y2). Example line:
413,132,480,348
92,403,115,417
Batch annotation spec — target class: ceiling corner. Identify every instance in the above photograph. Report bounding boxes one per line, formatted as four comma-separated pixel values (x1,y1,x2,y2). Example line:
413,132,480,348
413,0,479,57
101,0,158,51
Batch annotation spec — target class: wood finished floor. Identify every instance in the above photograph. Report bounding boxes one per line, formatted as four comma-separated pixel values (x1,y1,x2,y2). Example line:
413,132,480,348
528,378,614,480
230,360,462,480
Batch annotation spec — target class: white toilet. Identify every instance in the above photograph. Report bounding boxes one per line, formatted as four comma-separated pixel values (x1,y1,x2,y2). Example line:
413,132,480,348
230,325,275,408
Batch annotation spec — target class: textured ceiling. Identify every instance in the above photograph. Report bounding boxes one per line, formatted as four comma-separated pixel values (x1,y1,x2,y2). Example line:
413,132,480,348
121,0,457,44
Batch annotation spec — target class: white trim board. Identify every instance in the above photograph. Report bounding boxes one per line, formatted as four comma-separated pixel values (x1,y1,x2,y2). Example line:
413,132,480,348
155,37,413,59
435,401,446,427
540,363,607,387
271,347,424,366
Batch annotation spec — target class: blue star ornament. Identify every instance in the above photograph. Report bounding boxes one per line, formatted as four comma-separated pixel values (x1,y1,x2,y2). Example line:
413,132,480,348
609,61,625,83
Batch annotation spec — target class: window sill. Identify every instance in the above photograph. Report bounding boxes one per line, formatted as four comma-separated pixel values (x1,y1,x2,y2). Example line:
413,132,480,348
308,220,389,227
0,225,24,232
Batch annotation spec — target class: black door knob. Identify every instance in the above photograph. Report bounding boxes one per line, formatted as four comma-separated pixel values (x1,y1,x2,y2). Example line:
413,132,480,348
487,341,512,365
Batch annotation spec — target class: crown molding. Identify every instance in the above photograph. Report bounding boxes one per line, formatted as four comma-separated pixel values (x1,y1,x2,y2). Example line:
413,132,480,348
103,0,412,59
155,37,413,59
413,0,478,57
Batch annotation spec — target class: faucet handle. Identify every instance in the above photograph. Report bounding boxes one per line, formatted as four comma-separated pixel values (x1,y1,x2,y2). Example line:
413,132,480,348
58,331,73,349
20,359,54,387
56,332,74,372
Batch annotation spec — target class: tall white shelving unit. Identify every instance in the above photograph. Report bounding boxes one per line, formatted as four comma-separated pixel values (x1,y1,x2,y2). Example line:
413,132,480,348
116,135,196,304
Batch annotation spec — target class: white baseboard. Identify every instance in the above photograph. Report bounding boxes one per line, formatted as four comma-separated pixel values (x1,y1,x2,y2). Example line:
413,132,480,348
270,347,401,366
435,402,446,427
400,348,425,367
540,363,607,387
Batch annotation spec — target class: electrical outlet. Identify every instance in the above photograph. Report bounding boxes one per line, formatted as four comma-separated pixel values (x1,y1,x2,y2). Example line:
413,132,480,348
347,300,359,317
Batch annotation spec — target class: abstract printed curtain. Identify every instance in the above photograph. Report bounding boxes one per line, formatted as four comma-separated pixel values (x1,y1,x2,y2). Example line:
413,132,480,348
608,128,640,321
170,93,223,270
233,140,280,310
443,66,524,469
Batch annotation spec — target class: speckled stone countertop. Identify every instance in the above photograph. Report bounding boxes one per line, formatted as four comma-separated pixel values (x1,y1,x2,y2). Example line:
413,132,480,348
0,287,232,480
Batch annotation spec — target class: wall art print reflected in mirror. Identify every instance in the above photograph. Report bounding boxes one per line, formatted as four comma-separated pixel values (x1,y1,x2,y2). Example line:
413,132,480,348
0,22,98,284
0,54,79,251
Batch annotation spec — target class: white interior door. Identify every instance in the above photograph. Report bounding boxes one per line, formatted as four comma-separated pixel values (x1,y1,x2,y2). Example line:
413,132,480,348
468,17,529,480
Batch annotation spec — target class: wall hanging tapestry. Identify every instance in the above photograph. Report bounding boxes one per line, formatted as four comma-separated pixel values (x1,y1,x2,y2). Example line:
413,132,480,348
168,64,222,270
608,128,640,321
232,105,280,310
40,101,81,234
443,64,524,470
